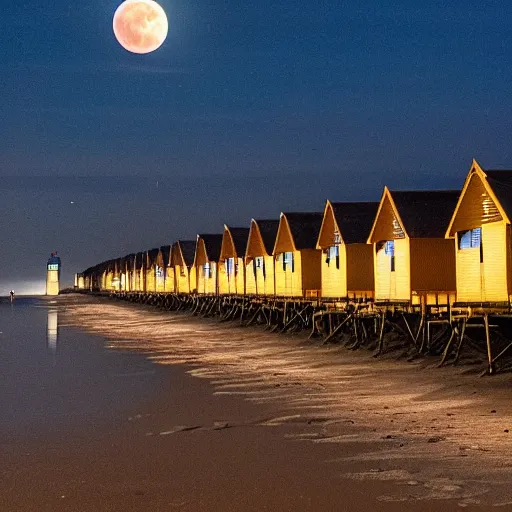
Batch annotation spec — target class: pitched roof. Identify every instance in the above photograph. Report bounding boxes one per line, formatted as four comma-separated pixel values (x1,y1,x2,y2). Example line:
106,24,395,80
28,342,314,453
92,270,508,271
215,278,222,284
177,240,196,267
253,219,280,254
226,227,250,257
283,212,324,250
199,234,223,262
160,245,171,266
484,170,512,221
146,247,160,265
329,202,380,244
390,190,460,238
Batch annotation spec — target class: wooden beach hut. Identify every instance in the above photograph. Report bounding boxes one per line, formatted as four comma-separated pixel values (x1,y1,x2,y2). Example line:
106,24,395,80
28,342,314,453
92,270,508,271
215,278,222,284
171,240,196,294
193,234,223,295
132,252,144,292
219,226,250,295
445,160,512,303
245,219,280,296
367,187,459,305
316,200,379,300
121,254,135,291
273,212,323,298
156,246,170,292
145,248,160,292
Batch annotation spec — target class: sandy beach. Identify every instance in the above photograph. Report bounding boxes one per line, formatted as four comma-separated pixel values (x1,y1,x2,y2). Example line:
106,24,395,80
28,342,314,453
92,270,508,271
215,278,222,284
3,295,512,510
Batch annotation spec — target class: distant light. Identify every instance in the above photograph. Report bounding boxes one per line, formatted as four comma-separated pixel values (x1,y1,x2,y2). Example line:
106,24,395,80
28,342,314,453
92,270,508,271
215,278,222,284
70,201,75,204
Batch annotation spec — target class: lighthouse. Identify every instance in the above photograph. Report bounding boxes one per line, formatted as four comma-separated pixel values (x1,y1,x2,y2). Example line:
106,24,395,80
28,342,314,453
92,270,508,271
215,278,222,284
46,252,61,296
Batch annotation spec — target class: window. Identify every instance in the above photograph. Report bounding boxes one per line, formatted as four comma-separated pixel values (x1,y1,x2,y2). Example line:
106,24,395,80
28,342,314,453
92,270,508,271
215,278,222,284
226,258,235,277
385,240,395,272
204,262,211,279
326,246,340,269
283,252,294,272
458,228,481,250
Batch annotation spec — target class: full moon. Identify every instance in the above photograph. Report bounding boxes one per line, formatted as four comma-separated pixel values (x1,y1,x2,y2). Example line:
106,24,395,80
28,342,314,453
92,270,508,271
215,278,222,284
113,0,168,54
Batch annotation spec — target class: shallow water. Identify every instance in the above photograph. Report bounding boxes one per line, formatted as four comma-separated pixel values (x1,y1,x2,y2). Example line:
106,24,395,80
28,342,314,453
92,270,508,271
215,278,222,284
0,298,169,443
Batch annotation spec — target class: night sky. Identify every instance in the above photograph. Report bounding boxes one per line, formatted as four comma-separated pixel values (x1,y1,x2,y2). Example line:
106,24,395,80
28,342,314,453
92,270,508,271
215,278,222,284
2,0,512,293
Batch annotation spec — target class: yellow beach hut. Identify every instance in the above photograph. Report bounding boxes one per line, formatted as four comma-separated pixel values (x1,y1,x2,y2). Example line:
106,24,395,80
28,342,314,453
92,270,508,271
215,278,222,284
171,240,197,294
145,248,160,293
316,200,379,300
245,219,280,296
122,254,135,291
155,246,170,292
445,160,512,303
273,212,323,298
368,188,459,305
133,252,144,292
219,226,250,295
194,234,223,295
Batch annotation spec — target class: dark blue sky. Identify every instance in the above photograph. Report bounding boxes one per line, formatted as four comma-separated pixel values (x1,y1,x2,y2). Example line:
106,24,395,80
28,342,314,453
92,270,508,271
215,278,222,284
1,0,512,292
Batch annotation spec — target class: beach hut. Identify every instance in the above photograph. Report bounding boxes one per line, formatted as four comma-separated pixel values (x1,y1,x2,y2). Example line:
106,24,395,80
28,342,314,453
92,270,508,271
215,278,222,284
171,240,196,293
193,234,223,295
145,248,160,292
273,212,323,298
219,226,250,295
245,219,280,296
367,187,459,305
132,252,144,292
316,201,379,300
121,254,135,291
155,246,170,292
445,160,512,303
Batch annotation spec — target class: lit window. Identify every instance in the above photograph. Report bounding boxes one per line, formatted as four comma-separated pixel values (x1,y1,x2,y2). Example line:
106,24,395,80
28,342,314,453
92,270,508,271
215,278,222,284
458,228,481,250
283,252,294,272
385,240,395,272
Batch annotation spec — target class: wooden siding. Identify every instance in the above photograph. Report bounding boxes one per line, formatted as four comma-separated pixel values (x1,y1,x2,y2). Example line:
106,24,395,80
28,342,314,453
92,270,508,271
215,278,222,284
245,260,257,295
345,244,374,297
235,257,245,294
197,262,218,295
455,243,480,302
409,238,456,293
146,269,156,293
165,267,175,293
175,265,191,293
320,245,347,298
374,240,410,301
189,266,197,293
374,244,394,301
449,172,503,235
301,249,322,294
263,255,275,295
394,238,410,300
275,251,302,297
454,221,509,302
482,221,508,302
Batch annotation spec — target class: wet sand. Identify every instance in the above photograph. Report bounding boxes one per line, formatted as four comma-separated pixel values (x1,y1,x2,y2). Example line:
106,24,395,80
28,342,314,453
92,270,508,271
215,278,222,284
3,296,512,510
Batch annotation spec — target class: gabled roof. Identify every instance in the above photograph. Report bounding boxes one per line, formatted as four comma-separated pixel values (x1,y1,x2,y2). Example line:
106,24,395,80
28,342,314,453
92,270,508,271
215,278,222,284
160,245,171,266
328,201,380,244
223,226,250,258
445,160,512,237
392,190,459,238
146,247,160,266
369,187,459,241
480,170,512,221
135,251,144,269
198,234,223,262
254,219,280,254
277,212,324,251
173,240,196,267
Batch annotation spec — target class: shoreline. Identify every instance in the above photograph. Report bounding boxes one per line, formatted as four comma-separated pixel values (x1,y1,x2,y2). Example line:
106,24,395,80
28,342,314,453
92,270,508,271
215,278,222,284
59,294,512,509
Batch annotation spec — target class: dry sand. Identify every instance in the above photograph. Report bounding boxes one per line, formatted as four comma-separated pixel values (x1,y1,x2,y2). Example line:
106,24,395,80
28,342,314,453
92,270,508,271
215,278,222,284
57,294,512,510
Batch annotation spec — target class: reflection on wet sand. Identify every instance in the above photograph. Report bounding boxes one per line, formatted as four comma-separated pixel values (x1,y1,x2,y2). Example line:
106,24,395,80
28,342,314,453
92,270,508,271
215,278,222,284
46,309,58,353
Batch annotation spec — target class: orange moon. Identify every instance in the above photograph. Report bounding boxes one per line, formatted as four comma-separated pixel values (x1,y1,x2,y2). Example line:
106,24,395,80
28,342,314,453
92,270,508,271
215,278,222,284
113,0,168,54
